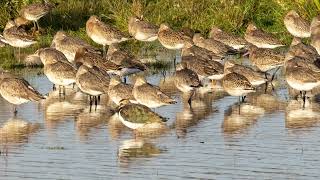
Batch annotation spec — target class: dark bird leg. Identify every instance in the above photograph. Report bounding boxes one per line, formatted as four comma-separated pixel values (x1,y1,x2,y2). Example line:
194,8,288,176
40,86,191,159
271,67,281,82
72,83,75,89
53,84,56,91
188,91,195,108
98,95,101,104
18,47,21,64
63,86,66,98
58,85,62,97
242,96,246,102
302,91,306,109
123,76,127,83
94,96,98,111
173,57,176,71
89,95,93,112
13,106,17,116
238,96,241,115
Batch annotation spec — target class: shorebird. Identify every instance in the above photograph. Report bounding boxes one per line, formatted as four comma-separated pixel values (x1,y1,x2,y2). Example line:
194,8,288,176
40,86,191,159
284,10,311,38
224,60,267,86
108,76,136,105
128,16,158,42
3,20,37,62
174,63,202,106
51,31,99,63
249,46,286,81
76,64,110,111
117,99,167,130
132,76,176,108
193,33,237,57
86,15,129,56
286,37,319,62
74,47,122,75
209,26,248,50
222,72,255,103
157,23,193,50
0,71,44,115
181,45,223,62
285,58,320,107
38,48,77,95
311,15,320,55
244,23,284,48
107,44,147,78
181,55,224,80
19,1,56,33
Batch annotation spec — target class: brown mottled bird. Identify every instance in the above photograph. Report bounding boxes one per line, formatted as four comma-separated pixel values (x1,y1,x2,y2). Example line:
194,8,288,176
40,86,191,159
245,23,284,49
86,15,129,56
51,31,99,63
284,10,311,38
193,33,237,57
133,76,176,108
0,71,45,115
209,26,248,50
128,16,158,42
19,1,56,32
157,23,193,50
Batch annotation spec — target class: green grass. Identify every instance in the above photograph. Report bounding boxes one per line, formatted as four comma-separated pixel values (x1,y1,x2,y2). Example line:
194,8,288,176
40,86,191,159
0,0,319,69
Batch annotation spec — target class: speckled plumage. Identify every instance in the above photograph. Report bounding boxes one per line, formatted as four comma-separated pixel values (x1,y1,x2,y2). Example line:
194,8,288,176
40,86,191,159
0,72,44,106
222,72,255,97
245,23,284,49
128,16,158,42
86,15,129,46
108,77,135,105
284,10,311,38
224,60,267,86
181,55,224,80
38,48,76,86
133,77,176,108
209,27,248,50
157,23,193,50
3,20,36,48
20,2,54,21
182,45,223,61
76,65,110,96
249,46,286,72
174,65,201,93
51,31,98,63
118,100,166,129
193,33,237,56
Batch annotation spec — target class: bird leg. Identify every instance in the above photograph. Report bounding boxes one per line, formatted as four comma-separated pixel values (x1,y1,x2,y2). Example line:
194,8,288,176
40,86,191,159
13,106,17,116
18,47,21,64
271,67,281,82
98,95,100,104
123,76,127,83
89,95,93,112
302,91,306,109
53,84,56,91
103,45,106,58
94,96,98,111
241,96,246,102
62,86,66,99
238,96,241,115
188,91,195,108
58,85,62,97
72,83,75,89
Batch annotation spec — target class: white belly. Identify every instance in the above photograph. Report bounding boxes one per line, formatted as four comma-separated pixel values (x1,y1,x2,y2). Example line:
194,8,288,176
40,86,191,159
286,79,319,91
118,113,144,129
0,92,29,105
46,73,75,86
225,88,254,97
208,74,224,80
135,32,157,42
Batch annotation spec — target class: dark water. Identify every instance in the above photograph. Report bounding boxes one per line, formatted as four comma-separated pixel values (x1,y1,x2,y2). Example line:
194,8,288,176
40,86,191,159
1,58,320,179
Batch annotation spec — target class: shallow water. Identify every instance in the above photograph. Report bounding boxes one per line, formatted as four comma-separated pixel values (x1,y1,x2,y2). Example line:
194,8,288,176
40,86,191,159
1,59,320,179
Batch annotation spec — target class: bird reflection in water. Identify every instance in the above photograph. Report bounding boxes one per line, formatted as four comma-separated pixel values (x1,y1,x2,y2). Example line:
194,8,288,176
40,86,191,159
0,117,40,155
75,106,114,141
43,89,86,129
175,92,216,138
222,101,265,135
117,139,165,167
286,98,320,129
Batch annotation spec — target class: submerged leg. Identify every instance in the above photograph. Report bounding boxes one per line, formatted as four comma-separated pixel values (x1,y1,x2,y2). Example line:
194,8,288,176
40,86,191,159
302,91,307,109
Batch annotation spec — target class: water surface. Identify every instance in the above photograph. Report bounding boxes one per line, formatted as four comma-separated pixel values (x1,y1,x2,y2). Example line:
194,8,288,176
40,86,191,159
1,57,320,180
